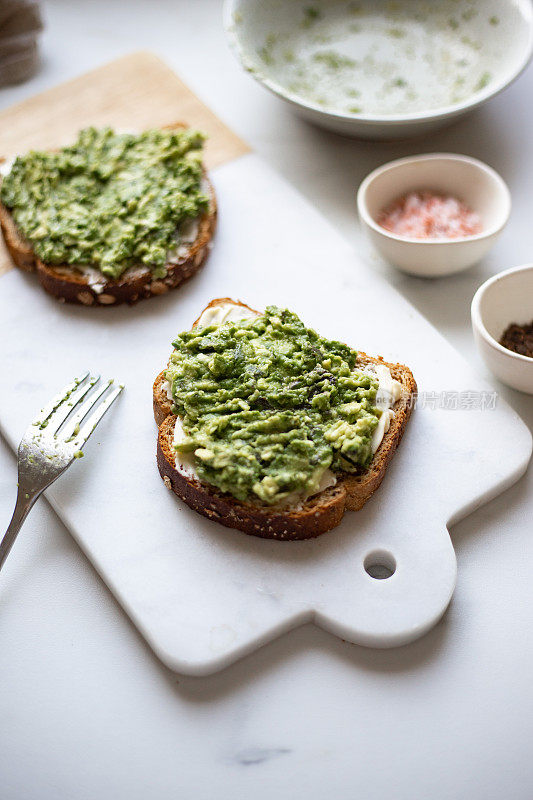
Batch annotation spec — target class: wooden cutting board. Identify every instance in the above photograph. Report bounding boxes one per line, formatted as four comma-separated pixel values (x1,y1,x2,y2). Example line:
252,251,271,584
0,50,249,278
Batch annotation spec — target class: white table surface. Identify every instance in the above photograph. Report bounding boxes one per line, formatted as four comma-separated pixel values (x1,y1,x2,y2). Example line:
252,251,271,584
1,2,532,798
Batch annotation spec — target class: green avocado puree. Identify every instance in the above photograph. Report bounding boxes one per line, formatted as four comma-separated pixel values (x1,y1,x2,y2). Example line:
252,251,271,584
0,126,208,279
166,307,382,506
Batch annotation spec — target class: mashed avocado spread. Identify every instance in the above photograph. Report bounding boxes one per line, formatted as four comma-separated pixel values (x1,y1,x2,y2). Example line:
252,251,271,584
166,307,382,506
0,126,208,279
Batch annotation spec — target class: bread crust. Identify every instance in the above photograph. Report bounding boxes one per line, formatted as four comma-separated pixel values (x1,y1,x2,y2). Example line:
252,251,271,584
154,299,417,540
0,123,216,306
153,370,173,428
158,414,346,541
0,199,35,271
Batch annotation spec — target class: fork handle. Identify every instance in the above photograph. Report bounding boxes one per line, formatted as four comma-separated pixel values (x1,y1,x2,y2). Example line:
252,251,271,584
0,489,39,573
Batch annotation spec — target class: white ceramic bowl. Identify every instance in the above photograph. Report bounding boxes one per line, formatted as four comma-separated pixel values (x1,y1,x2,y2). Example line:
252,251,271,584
223,0,533,140
357,154,511,277
471,264,533,395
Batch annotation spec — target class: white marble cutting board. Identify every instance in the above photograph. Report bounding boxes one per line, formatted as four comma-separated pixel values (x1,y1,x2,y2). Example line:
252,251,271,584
0,154,530,675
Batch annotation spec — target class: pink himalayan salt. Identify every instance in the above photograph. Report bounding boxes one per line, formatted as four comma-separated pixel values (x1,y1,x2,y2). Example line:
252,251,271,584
378,191,482,240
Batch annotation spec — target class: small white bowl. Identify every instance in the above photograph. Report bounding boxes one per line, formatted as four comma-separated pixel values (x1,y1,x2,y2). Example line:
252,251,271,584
357,154,511,277
224,0,533,140
471,264,533,395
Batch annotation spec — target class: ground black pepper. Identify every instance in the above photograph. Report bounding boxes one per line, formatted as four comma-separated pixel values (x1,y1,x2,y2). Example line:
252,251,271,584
499,321,533,358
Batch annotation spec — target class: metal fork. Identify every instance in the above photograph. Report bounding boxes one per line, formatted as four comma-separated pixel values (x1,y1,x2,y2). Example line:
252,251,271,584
0,373,123,573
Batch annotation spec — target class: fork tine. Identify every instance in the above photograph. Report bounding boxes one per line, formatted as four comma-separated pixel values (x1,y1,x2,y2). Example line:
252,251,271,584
69,384,123,450
31,372,91,429
58,377,111,441
46,374,101,435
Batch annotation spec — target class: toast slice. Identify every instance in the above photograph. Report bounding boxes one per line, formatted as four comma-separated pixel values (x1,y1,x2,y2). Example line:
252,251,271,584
154,299,417,540
0,123,217,306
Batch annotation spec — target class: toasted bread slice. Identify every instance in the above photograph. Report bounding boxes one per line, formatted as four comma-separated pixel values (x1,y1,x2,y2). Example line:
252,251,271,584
0,123,217,306
154,299,416,540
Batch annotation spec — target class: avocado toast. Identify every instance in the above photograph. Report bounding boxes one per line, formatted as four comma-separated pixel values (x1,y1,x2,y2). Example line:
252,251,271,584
154,298,416,540
0,124,216,306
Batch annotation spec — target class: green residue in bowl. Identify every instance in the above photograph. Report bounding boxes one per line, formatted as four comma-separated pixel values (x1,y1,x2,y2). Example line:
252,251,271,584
247,0,516,117
288,79,313,95
258,47,274,66
475,71,492,91
313,50,357,70
302,6,321,28
258,33,277,66
461,35,481,51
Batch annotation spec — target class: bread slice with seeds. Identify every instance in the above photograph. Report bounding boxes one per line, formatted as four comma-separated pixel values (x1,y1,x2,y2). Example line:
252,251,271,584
154,298,416,541
0,123,216,306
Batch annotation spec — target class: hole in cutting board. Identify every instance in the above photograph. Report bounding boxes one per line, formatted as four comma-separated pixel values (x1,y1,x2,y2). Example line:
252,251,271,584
364,550,396,580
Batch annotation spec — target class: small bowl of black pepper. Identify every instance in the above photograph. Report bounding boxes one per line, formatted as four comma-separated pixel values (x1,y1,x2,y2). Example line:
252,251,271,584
472,264,533,394
500,321,533,359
